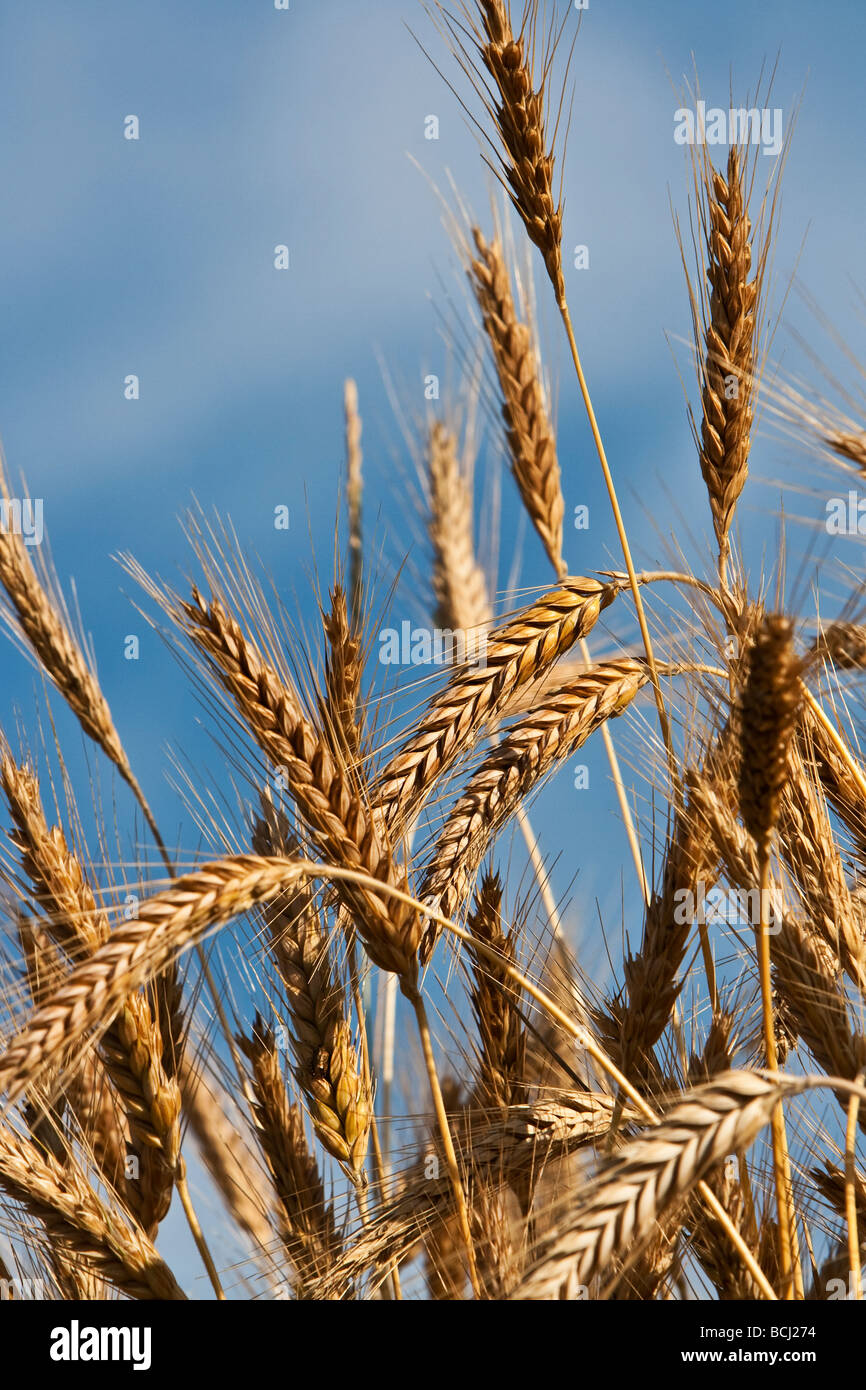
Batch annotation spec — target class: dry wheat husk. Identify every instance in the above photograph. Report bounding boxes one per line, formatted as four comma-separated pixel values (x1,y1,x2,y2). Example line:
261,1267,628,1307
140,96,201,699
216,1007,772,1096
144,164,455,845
0,1124,185,1300
464,1,567,302
0,855,305,1108
175,587,421,980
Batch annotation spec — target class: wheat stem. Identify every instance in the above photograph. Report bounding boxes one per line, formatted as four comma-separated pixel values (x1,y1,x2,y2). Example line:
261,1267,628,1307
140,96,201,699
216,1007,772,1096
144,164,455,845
176,1158,225,1300
756,855,801,1298
846,1075,864,1301
558,303,679,801
406,986,481,1298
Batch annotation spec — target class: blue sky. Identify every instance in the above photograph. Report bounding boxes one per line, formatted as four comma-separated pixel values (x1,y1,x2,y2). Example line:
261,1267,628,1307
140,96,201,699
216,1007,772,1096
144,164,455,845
0,0,861,902
0,0,864,1291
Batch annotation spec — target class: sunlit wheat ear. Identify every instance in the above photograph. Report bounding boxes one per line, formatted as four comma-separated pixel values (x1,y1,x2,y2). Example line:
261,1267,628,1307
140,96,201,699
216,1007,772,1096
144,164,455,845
428,418,492,641
447,1,569,303
0,461,163,850
737,614,804,859
375,577,621,832
0,855,306,1109
252,810,372,1177
465,870,526,1112
308,1090,630,1298
515,1072,805,1299
1,753,181,1238
419,658,649,955
238,1022,343,1295
468,227,564,577
681,131,778,590
161,584,421,978
0,1124,185,1300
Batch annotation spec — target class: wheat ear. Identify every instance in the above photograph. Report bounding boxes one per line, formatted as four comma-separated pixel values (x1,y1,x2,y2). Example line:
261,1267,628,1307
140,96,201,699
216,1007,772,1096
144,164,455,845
176,587,421,980
1,754,181,1236
376,577,620,831
515,1072,805,1299
252,811,371,1177
468,0,566,302
428,419,492,642
466,870,526,1112
0,855,305,1107
0,1124,185,1300
420,658,649,944
238,1022,343,1295
469,228,564,575
690,147,759,588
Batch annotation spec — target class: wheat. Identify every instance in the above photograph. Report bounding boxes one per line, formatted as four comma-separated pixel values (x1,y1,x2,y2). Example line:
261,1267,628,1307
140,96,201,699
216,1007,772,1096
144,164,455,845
428,419,492,641
689,146,760,583
466,870,526,1111
253,809,371,1174
0,1124,185,1300
238,1023,342,1293
469,228,564,576
462,1,566,303
515,1072,803,1299
1,754,181,1236
420,658,648,939
376,578,621,832
0,855,304,1107
175,587,421,979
